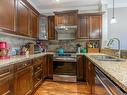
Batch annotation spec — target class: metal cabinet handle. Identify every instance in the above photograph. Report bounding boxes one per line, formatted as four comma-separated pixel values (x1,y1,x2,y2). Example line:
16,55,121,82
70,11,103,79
24,64,27,66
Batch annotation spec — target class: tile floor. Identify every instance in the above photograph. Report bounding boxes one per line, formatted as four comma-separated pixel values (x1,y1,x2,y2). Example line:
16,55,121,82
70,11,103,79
33,80,90,95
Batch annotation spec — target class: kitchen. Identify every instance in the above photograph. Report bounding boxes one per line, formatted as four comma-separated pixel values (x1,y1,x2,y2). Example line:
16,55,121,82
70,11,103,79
0,0,127,95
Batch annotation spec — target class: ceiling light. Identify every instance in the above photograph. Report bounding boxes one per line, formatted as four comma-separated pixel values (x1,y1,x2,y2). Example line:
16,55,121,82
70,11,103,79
110,17,117,24
110,0,117,24
56,0,60,2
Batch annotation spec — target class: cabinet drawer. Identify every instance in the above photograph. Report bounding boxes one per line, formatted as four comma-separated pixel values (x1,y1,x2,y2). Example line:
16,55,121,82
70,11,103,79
33,63,42,73
33,71,42,88
14,60,31,72
0,65,13,78
33,57,42,65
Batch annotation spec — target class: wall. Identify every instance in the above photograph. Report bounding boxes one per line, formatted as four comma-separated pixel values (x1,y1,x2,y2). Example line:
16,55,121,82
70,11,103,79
107,7,127,50
0,33,35,55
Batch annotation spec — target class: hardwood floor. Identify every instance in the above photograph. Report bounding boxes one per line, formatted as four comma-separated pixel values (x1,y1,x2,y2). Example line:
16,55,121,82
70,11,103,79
33,80,90,95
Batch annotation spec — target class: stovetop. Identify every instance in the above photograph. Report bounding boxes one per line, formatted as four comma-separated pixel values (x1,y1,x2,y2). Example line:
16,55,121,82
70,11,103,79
53,53,77,62
53,53,76,57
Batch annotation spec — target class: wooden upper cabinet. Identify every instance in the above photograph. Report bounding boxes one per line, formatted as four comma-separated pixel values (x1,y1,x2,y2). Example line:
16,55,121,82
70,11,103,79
30,10,39,38
54,10,78,26
89,16,102,39
0,0,15,32
17,0,30,36
77,15,89,39
48,16,55,40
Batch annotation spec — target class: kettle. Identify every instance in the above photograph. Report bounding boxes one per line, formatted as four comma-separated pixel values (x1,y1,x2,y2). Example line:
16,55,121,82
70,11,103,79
57,48,64,55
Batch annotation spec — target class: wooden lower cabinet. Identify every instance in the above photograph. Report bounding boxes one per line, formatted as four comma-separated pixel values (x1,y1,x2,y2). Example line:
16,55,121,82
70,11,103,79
42,56,48,79
77,55,84,81
47,55,53,78
14,61,33,95
0,75,14,95
86,58,108,94
0,65,14,95
87,60,95,94
32,57,43,89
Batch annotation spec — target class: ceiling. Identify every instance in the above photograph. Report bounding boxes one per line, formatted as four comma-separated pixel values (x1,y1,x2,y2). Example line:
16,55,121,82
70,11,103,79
28,0,127,15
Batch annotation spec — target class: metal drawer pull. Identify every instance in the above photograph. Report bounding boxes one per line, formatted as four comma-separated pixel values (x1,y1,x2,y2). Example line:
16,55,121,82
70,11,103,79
37,67,40,70
24,64,27,66
0,72,10,78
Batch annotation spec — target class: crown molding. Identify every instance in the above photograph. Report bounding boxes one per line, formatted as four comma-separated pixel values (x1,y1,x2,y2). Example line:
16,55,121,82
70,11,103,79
39,5,99,16
27,0,40,12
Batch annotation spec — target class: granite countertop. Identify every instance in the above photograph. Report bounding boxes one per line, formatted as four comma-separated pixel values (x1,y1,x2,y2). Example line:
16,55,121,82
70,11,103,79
0,52,82,68
85,53,127,93
0,53,47,68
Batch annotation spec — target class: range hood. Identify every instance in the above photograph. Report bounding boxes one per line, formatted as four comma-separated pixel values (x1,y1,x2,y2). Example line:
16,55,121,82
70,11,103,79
55,25,77,40
55,25,77,33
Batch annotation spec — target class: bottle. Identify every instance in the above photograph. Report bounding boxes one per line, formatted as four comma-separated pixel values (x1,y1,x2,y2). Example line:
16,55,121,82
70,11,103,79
78,47,81,53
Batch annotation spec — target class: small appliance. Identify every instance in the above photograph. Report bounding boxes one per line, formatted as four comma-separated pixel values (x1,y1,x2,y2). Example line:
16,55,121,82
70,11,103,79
0,41,10,59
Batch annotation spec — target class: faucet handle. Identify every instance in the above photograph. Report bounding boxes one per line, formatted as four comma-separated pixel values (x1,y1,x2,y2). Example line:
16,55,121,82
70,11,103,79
114,50,121,58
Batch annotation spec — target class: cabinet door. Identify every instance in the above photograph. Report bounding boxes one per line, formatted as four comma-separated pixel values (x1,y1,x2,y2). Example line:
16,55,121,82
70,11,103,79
17,0,30,36
47,55,53,78
77,15,89,39
89,16,102,39
55,15,64,25
87,59,95,94
66,13,77,25
14,66,32,95
77,55,84,81
0,75,13,95
30,10,39,38
0,0,15,32
42,56,48,79
48,16,55,40
55,13,77,25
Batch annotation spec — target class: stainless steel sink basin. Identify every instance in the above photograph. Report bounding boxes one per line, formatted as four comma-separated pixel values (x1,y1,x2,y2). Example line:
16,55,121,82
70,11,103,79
90,55,126,62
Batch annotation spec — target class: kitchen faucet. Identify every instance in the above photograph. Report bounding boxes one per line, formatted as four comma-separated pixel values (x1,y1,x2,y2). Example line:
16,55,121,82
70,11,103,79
107,38,121,58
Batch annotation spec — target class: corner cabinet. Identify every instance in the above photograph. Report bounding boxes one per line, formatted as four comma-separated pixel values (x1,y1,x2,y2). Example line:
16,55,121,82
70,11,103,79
0,0,15,32
17,0,30,36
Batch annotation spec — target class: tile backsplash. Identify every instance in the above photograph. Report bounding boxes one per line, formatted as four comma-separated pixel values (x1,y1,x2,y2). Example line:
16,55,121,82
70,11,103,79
46,39,88,52
0,34,35,49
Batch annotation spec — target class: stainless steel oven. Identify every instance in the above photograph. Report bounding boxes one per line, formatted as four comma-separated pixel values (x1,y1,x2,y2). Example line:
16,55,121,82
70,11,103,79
53,53,77,82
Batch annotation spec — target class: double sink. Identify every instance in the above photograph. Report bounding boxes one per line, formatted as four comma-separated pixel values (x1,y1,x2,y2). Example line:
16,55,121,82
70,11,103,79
90,55,126,62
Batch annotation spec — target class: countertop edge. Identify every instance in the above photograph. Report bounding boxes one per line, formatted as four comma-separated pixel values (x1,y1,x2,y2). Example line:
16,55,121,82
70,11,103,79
85,53,127,93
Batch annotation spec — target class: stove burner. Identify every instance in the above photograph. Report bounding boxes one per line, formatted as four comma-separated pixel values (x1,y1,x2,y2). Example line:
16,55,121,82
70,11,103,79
58,53,71,56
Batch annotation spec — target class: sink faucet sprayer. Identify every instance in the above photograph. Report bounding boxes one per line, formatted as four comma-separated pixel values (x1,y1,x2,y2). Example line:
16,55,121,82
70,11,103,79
107,38,121,58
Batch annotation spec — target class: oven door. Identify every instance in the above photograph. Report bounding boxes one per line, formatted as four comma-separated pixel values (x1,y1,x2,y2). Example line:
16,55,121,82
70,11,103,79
53,60,77,82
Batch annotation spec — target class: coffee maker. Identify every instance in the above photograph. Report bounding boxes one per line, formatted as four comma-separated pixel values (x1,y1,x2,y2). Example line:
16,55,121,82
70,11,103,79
0,41,10,59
